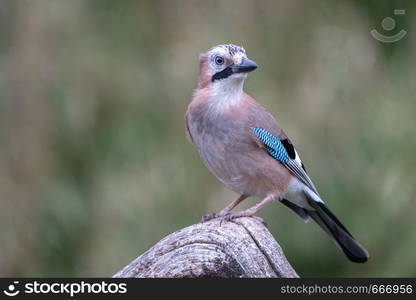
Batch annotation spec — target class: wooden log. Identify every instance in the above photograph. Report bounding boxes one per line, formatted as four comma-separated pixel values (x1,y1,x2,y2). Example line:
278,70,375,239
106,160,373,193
114,217,298,278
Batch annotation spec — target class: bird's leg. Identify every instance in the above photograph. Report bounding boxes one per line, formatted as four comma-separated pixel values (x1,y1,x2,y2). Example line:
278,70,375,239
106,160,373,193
219,194,275,225
217,194,248,215
201,195,247,222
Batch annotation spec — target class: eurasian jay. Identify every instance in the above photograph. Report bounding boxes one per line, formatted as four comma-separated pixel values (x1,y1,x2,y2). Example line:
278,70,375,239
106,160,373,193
185,44,369,263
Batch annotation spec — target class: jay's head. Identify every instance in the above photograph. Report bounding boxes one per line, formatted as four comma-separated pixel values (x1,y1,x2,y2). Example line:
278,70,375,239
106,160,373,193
198,44,258,90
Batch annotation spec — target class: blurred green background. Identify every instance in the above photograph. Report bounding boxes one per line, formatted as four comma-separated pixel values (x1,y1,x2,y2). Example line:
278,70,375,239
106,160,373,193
0,0,415,277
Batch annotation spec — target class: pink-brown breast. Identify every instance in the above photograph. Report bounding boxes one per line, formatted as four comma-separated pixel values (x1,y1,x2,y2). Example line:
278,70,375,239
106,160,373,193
186,92,293,199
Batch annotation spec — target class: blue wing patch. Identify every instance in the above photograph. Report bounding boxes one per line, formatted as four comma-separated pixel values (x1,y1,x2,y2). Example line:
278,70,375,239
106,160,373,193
251,127,289,163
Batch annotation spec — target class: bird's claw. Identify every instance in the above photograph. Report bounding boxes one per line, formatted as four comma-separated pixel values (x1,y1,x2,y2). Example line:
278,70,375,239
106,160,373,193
201,212,267,227
219,213,235,225
201,213,217,223
200,212,234,224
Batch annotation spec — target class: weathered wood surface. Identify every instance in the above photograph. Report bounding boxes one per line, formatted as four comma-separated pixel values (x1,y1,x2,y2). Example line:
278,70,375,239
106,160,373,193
113,217,298,278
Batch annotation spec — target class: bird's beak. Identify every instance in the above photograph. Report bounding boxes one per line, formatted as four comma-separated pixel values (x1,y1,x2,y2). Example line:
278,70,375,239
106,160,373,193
232,58,258,73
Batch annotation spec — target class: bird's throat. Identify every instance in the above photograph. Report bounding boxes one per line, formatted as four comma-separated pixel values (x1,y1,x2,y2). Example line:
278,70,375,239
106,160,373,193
209,78,245,112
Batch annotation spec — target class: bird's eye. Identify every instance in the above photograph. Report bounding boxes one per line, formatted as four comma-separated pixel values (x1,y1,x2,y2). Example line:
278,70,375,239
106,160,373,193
214,56,224,65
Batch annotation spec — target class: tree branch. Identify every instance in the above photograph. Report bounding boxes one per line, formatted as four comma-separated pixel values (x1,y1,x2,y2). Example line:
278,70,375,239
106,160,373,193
113,217,298,278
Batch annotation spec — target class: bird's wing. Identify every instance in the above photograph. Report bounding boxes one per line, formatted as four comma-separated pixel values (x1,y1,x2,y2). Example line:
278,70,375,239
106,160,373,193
251,126,319,196
251,127,369,263
245,98,368,263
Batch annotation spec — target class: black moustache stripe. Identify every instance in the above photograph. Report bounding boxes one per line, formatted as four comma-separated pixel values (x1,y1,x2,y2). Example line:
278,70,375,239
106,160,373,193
211,66,233,82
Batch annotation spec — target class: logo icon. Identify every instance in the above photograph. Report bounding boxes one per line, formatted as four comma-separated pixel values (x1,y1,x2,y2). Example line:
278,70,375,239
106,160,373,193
3,281,20,297
371,9,407,43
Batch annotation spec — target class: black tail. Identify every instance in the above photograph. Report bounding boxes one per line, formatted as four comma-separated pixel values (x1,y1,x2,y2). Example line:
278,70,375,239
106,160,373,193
306,198,369,263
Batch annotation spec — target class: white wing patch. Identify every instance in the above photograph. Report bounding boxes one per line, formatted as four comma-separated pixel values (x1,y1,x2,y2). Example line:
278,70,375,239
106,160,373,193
293,148,302,167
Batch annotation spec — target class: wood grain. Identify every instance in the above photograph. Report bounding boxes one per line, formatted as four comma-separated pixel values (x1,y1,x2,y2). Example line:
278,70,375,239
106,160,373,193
113,217,298,278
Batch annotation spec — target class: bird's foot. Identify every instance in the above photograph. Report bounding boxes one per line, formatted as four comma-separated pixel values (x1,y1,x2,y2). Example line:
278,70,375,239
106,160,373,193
200,211,236,223
201,211,267,227
218,213,268,227
201,213,218,223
